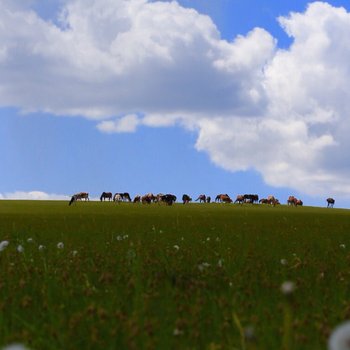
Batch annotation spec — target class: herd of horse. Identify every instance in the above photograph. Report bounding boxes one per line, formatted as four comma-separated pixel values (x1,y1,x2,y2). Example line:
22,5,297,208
69,192,336,208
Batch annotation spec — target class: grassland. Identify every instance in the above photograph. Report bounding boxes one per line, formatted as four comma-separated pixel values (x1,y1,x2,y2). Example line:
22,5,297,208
0,200,349,349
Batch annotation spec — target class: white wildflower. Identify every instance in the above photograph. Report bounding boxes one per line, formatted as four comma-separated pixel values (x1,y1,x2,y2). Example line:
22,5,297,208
281,281,296,295
57,242,64,249
123,235,129,239
38,245,45,251
206,237,210,241
244,326,256,341
173,328,184,336
17,245,24,253
329,321,350,350
340,244,346,249
217,259,224,268
173,245,180,251
27,238,33,243
2,343,30,350
280,259,288,266
117,235,122,241
159,230,163,234
71,250,78,257
198,262,210,272
0,240,9,252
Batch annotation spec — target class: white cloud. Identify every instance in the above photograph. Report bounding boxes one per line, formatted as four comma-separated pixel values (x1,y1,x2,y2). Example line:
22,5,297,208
0,191,69,200
97,114,140,133
1,1,350,196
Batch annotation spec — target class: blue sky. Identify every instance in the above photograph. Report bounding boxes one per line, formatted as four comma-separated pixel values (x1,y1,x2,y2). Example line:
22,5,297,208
1,0,350,208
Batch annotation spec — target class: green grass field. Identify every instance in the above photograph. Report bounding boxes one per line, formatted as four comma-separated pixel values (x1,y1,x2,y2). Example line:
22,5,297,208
0,200,349,349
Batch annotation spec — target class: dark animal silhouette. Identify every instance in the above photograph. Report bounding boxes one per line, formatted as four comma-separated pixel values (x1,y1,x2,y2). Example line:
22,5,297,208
133,195,141,203
327,198,335,208
267,195,279,206
69,192,89,206
244,194,259,204
196,194,206,203
159,194,177,206
206,196,211,203
234,195,245,204
141,194,152,204
182,194,192,204
287,196,297,206
215,194,231,203
216,194,232,203
287,196,303,207
100,192,112,201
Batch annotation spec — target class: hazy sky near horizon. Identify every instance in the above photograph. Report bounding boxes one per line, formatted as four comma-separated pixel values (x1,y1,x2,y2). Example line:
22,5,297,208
1,0,350,208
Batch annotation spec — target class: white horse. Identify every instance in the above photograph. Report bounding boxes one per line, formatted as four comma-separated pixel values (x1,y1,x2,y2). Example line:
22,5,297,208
113,193,123,203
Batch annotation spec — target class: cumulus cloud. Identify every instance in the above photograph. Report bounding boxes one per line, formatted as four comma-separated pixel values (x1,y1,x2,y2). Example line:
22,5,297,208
97,114,140,133
0,191,69,200
1,0,350,196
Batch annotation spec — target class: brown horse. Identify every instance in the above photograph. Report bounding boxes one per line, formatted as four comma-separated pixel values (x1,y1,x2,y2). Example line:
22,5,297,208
215,194,231,203
234,195,245,204
267,195,279,206
195,194,206,203
216,194,232,203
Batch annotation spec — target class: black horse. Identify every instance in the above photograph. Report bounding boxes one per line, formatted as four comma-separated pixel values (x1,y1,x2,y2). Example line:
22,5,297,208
100,192,112,201
69,192,89,206
160,194,177,206
182,194,192,204
327,198,335,208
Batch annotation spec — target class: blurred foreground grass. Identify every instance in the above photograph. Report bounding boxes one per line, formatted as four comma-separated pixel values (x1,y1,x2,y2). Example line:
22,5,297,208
0,200,349,349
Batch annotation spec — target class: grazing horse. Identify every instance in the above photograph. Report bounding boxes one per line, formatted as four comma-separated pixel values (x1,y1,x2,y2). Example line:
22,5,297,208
234,195,245,204
259,198,269,204
100,192,112,201
243,194,259,204
114,192,131,202
215,194,230,203
121,192,131,202
182,194,192,204
113,193,123,203
133,195,141,203
159,194,177,206
287,196,297,206
267,195,279,206
287,196,303,206
195,194,206,203
206,196,211,203
142,194,152,204
216,194,232,203
327,198,335,208
69,195,76,206
295,199,303,206
68,192,89,206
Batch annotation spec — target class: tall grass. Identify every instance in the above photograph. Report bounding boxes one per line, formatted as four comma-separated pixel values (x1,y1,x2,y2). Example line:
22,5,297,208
0,201,349,349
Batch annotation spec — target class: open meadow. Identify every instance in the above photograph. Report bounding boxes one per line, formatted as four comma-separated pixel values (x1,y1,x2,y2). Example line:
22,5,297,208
0,200,350,349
